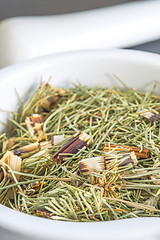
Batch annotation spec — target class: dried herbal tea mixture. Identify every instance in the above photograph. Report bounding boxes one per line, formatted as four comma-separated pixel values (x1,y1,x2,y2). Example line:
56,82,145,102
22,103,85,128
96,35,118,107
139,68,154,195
0,81,160,222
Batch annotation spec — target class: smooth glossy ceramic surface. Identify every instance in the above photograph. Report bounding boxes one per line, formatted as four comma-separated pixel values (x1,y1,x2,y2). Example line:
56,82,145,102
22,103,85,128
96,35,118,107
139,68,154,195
1,0,160,67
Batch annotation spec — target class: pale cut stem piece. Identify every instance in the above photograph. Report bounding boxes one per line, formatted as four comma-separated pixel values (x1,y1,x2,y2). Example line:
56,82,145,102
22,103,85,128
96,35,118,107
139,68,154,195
0,151,21,181
140,108,160,121
14,142,40,155
25,149,51,163
79,156,105,175
52,135,66,145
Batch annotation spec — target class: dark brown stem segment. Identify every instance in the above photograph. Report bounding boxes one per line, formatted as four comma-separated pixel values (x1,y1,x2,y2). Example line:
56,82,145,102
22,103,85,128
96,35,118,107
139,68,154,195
118,152,138,167
104,144,149,159
52,132,90,163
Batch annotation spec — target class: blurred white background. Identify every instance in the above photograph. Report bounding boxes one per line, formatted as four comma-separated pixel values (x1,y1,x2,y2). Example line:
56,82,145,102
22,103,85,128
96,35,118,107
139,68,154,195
0,0,160,59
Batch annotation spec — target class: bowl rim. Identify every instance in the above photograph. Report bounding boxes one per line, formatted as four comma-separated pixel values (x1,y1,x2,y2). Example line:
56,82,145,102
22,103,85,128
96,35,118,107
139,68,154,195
1,48,160,84
0,48,160,240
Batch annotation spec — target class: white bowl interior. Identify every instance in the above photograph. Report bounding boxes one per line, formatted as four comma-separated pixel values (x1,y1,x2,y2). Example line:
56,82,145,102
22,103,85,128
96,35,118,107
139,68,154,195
0,49,160,240
0,49,160,130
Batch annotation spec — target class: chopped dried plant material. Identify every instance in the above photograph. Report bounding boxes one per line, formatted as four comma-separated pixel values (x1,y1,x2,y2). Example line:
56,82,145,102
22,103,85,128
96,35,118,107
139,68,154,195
26,181,47,194
18,205,25,212
39,140,52,150
79,156,105,175
0,168,3,182
39,135,65,150
13,135,64,158
3,138,15,152
104,144,149,159
140,108,160,121
23,82,67,114
79,152,137,175
144,195,158,208
1,81,160,222
103,183,121,198
37,87,67,112
0,151,21,181
36,209,52,218
117,152,138,167
25,149,51,162
51,135,66,145
156,189,160,196
53,132,91,163
53,87,66,96
0,166,7,182
105,152,138,170
157,199,160,210
14,142,40,156
25,114,47,141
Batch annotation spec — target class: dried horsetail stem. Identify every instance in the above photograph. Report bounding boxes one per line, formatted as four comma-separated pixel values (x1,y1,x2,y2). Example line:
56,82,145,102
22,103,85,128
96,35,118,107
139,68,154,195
14,142,40,156
16,181,47,195
24,149,51,163
104,152,138,168
13,135,65,157
79,156,105,175
104,152,138,172
0,151,21,181
1,81,160,221
51,135,66,145
79,152,138,175
53,132,91,163
52,87,66,97
25,114,47,141
140,108,160,121
3,138,15,152
0,166,7,182
38,87,66,112
144,195,158,208
116,151,138,167
26,181,47,193
36,209,52,218
104,144,149,159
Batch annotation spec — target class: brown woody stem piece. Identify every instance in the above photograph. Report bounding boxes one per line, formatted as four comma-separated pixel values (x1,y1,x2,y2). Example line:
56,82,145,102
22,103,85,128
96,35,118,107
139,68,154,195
140,108,160,122
117,152,138,167
25,114,47,141
53,132,90,163
104,144,149,159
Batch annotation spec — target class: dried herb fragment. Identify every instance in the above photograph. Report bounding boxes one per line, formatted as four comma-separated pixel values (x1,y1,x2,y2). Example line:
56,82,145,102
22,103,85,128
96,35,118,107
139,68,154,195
13,135,65,158
36,209,52,218
53,132,90,163
25,114,47,141
14,142,40,156
0,151,21,181
79,156,105,175
104,144,149,159
140,108,160,121
26,181,47,193
0,82,160,222
38,87,66,113
3,138,15,152
117,151,138,167
79,152,138,175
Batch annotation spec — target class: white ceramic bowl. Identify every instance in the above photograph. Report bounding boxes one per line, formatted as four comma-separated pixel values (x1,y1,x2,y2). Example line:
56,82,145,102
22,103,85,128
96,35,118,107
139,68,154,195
0,49,160,240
